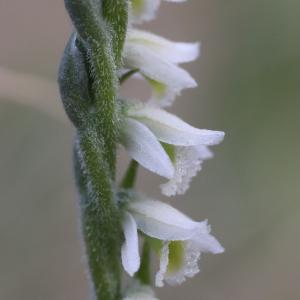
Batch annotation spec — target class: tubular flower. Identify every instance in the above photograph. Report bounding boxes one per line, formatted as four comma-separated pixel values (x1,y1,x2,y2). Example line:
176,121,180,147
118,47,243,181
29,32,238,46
123,29,198,107
120,103,224,196
120,194,224,286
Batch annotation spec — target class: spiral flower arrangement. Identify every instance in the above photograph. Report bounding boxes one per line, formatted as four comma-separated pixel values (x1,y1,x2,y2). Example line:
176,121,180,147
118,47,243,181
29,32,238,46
58,1,225,299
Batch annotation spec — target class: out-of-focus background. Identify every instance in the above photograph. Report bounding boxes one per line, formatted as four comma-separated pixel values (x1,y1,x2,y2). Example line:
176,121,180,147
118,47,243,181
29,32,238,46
1,1,300,299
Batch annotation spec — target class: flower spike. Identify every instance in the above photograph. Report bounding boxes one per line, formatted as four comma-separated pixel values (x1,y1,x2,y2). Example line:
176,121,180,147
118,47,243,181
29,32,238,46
60,0,225,298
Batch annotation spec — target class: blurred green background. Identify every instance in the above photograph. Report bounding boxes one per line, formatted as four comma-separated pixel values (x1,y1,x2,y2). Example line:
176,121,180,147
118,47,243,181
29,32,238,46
1,1,300,299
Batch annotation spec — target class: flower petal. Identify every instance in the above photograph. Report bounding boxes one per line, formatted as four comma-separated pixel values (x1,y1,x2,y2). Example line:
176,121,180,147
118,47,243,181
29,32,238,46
121,118,174,179
196,145,214,160
128,105,225,146
123,43,196,107
127,29,200,64
121,212,140,276
128,197,198,240
192,220,225,254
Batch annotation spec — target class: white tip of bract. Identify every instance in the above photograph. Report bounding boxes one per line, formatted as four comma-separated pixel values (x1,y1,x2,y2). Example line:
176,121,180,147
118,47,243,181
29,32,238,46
121,212,140,276
123,43,197,107
123,280,159,300
121,118,174,179
128,105,224,146
127,30,200,64
155,221,224,287
128,196,198,241
129,0,160,24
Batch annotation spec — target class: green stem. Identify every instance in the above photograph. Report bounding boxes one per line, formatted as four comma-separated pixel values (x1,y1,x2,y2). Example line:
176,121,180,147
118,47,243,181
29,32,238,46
135,239,152,285
120,160,139,189
102,0,129,66
75,127,121,300
64,0,129,176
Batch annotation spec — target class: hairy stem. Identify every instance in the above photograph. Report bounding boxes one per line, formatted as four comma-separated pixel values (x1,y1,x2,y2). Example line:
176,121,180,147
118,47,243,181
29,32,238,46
61,1,129,298
75,127,121,300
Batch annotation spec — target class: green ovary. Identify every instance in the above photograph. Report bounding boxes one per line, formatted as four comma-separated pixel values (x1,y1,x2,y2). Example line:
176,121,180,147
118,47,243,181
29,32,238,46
167,241,185,273
162,143,176,163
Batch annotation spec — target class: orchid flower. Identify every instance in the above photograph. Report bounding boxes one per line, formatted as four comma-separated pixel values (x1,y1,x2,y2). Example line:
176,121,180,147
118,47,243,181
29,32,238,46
123,29,198,107
121,194,224,286
120,103,224,196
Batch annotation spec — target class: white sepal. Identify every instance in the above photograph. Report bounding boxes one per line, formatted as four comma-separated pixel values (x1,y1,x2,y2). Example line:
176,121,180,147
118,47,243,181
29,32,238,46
121,118,174,179
128,197,199,240
128,105,225,146
127,29,200,64
121,212,140,276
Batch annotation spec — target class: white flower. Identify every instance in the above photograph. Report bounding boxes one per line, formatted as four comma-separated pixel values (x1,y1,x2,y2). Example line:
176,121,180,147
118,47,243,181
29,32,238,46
123,281,159,300
123,29,198,107
121,194,224,286
121,103,224,196
155,221,223,287
130,0,187,24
